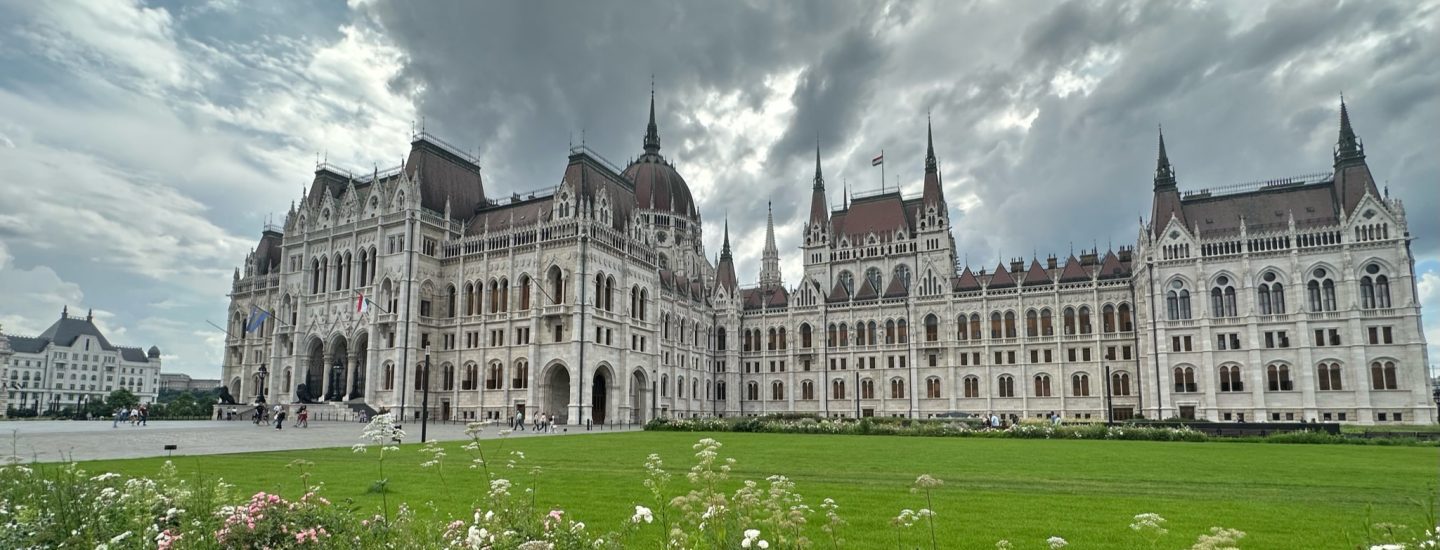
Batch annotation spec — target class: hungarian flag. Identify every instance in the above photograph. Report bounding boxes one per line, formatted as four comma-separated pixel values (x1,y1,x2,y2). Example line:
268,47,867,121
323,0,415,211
871,153,884,166
356,293,369,314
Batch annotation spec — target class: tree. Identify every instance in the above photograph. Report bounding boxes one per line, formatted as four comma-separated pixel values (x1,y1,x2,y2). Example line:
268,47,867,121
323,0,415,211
105,389,139,411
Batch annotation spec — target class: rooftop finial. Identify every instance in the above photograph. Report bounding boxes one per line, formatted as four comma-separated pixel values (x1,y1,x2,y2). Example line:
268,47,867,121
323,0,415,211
813,138,824,191
1336,95,1363,162
643,78,661,154
721,217,732,259
925,113,937,173
1154,124,1176,188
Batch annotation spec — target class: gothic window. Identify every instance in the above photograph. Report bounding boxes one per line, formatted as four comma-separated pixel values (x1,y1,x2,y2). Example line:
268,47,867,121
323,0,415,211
1102,304,1117,333
1117,304,1133,331
924,314,939,342
462,363,478,390
1033,374,1052,397
1306,268,1337,312
831,379,846,399
745,381,758,401
1166,280,1192,320
1078,306,1092,334
1026,310,1039,337
838,271,854,296
1317,362,1342,391
969,313,982,340
1210,275,1238,317
1110,372,1131,396
889,377,905,399
956,314,969,341
442,364,455,391
885,320,896,344
990,312,1003,339
1173,366,1197,392
1266,364,1293,391
1257,271,1286,315
894,264,912,290
800,324,812,348
547,266,564,305
1004,311,1017,338
519,275,532,310
1360,264,1391,309
486,362,503,390
997,375,1015,398
770,381,784,401
897,319,908,343
925,376,941,399
382,362,394,390
801,380,815,400
861,378,875,399
1219,365,1243,392
1370,360,1398,390
963,376,980,398
1071,373,1090,397
1064,306,1077,334
1041,308,1055,335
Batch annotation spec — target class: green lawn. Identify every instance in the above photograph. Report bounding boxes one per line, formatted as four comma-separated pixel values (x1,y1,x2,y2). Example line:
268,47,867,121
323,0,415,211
81,432,1436,548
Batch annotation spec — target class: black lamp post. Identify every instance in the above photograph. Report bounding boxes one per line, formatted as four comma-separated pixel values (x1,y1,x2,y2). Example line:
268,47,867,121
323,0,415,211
1104,364,1114,426
253,364,269,405
420,347,431,443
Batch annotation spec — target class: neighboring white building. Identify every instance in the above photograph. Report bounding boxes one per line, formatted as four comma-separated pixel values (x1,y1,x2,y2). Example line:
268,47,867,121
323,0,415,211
159,373,221,392
221,97,1432,425
3,307,162,413
0,326,13,417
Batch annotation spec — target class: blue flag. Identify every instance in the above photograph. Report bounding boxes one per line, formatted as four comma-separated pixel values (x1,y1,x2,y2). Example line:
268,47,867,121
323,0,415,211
245,306,269,333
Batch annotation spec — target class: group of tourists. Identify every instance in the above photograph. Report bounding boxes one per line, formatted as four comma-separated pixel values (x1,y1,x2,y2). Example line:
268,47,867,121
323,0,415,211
511,410,559,433
244,404,310,430
111,405,148,428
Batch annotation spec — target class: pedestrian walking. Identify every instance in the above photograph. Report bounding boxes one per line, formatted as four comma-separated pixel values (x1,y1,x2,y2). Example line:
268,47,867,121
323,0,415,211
112,408,121,428
297,406,309,428
139,405,148,426
275,408,287,430
515,410,525,431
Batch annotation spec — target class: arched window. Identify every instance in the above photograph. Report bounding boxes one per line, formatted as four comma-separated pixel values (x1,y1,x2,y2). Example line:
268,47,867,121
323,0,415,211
827,323,837,347
778,327,787,350
997,375,1015,398
860,378,875,399
865,267,882,294
548,266,564,305
1033,374,1052,397
990,312,1003,339
831,379,846,399
969,313,982,340
957,314,969,341
1317,362,1342,391
1360,264,1391,309
462,363,478,390
767,328,777,351
1257,272,1285,315
889,377,906,399
519,275,532,310
1064,307,1077,334
1166,280,1192,320
1025,310,1039,337
442,364,455,391
677,376,685,398
1004,311,1017,338
464,282,477,316
662,374,670,397
885,320,896,344
1117,304,1132,331
1266,364,1293,391
415,363,426,391
897,319,908,343
486,362,504,390
838,271,854,296
1370,361,1398,390
499,278,510,312
800,324,813,348
801,380,815,400
925,376,941,399
1173,367,1196,393
382,363,394,390
745,381,757,401
1078,306,1092,334
1071,373,1090,397
963,376,980,398
894,264,911,291
446,284,457,318
717,327,728,351
1111,372,1131,396
1219,365,1243,392
924,314,939,342
1307,268,1337,312
1102,304,1116,333
604,275,615,312
770,381,784,401
839,323,849,347
1211,275,1237,317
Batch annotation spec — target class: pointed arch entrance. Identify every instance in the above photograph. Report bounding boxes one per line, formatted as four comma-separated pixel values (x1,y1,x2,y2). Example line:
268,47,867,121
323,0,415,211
629,369,649,424
542,363,571,425
592,365,614,425
303,338,324,402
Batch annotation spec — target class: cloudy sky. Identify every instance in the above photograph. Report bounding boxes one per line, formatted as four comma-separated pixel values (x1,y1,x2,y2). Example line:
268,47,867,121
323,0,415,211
0,0,1436,379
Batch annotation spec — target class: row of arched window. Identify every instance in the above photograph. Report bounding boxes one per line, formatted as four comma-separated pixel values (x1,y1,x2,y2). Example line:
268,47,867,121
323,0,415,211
377,360,530,391
742,372,1133,400
309,247,379,294
1166,265,1394,320
1171,360,1399,393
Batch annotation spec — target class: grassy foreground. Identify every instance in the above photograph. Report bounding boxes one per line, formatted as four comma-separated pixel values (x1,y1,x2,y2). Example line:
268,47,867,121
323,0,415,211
81,431,1436,548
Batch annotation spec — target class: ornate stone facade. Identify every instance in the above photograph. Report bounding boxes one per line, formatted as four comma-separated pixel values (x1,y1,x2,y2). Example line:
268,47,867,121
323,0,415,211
221,98,1432,425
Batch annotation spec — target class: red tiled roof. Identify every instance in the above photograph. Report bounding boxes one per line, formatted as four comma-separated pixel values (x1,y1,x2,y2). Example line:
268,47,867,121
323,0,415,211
826,280,849,303
955,267,981,291
854,277,879,301
1022,259,1050,286
1058,256,1089,283
1097,251,1128,279
831,193,910,243
987,263,1015,288
883,274,908,298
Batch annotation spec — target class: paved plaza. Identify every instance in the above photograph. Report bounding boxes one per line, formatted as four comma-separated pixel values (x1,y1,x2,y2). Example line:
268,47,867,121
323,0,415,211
0,419,638,463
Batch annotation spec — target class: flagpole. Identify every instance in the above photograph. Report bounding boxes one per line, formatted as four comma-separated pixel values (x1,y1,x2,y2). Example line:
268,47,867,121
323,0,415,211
880,148,885,193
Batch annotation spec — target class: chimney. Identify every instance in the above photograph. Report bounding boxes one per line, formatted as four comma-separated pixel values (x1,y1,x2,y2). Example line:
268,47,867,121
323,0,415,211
1118,246,1133,263
1046,254,1058,270
1080,249,1099,266
1009,257,1024,274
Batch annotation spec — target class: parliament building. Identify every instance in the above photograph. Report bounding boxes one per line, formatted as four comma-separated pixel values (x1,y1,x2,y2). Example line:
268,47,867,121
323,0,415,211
221,96,1433,425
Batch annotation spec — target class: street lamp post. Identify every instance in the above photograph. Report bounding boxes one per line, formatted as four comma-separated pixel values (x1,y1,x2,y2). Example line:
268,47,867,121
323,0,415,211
253,364,269,405
1104,364,1114,426
421,347,431,443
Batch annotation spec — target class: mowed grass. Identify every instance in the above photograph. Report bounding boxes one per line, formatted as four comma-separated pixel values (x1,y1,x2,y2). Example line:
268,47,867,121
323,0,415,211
81,431,1436,548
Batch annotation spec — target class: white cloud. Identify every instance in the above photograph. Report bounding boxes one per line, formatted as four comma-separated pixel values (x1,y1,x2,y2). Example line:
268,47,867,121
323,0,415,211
0,241,85,337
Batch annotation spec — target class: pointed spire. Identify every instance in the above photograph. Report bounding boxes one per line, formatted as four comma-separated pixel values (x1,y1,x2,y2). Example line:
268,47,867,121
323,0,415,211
62,305,68,318
925,113,937,174
721,217,732,259
760,201,782,287
1154,125,1176,188
1336,95,1363,162
812,139,824,190
643,79,661,154
86,308,93,322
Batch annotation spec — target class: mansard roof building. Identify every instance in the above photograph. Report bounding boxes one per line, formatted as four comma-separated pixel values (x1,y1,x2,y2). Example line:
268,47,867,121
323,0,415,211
222,97,1431,426
3,308,163,415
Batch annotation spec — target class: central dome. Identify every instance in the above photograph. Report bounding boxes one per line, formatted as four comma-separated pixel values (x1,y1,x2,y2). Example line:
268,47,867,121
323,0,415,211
623,90,700,222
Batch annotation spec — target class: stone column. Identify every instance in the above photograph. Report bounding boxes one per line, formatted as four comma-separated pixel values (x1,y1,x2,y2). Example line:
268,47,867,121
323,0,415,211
321,350,334,400
346,352,359,399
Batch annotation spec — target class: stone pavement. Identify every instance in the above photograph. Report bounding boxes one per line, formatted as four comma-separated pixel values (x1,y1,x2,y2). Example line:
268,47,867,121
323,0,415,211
0,419,640,463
